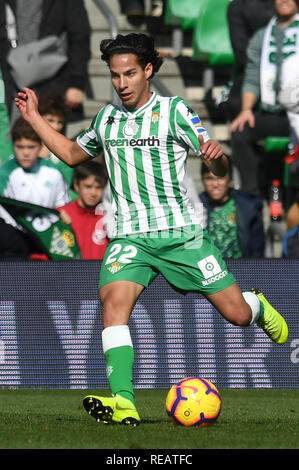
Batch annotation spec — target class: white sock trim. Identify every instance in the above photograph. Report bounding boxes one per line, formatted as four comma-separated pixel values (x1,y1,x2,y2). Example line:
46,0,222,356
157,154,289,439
102,325,133,354
242,291,260,325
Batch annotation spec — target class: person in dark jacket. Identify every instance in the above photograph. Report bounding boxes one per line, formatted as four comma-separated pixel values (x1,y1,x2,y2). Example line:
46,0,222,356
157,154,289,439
199,160,265,258
205,0,274,123
0,0,91,122
226,0,275,120
229,0,299,197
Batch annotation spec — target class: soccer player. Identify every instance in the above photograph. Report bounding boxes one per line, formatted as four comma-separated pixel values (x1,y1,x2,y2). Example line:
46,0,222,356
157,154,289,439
15,33,289,427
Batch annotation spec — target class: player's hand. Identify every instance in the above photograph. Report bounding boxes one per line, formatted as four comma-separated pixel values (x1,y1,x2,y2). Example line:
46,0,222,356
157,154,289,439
14,87,39,122
59,209,72,225
198,134,223,161
199,134,228,176
230,109,255,132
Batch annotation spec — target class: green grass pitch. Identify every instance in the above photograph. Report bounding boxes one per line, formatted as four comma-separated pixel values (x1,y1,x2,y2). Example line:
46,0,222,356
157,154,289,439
0,388,298,449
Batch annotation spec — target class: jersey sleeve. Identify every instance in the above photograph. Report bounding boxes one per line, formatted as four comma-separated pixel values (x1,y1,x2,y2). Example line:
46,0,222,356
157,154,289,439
76,113,104,158
170,98,211,156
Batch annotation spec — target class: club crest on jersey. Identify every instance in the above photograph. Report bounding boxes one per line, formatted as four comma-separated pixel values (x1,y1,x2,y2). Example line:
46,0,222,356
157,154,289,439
151,112,159,123
107,262,124,274
123,121,139,137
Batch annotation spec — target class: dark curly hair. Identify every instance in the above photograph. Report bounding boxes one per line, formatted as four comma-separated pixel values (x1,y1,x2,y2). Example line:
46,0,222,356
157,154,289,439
100,33,163,78
38,92,68,119
73,160,107,187
12,118,42,144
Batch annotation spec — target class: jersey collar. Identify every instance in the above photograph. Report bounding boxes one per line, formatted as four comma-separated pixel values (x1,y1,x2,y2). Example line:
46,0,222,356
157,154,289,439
120,92,157,117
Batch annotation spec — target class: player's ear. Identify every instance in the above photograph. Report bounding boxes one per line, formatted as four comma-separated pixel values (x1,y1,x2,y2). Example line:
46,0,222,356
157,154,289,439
73,179,79,193
144,62,153,80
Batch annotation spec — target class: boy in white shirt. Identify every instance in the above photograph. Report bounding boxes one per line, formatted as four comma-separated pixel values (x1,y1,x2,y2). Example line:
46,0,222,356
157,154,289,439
0,117,70,257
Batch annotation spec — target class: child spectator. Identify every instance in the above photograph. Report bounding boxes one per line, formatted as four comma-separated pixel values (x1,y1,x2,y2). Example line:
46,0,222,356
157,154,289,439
0,117,70,206
0,117,70,257
57,160,109,260
38,92,76,199
199,160,265,258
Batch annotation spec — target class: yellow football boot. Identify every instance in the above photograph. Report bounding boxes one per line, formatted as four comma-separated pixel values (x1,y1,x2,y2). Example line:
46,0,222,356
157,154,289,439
252,288,289,344
83,393,140,426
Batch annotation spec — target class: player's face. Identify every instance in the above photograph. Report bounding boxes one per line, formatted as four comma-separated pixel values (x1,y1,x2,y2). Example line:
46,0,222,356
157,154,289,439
14,138,41,169
43,113,65,133
202,171,231,203
275,0,298,18
74,175,104,209
109,53,153,110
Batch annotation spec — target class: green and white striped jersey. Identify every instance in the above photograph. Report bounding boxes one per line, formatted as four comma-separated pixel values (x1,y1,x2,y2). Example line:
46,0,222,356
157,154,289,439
77,92,210,236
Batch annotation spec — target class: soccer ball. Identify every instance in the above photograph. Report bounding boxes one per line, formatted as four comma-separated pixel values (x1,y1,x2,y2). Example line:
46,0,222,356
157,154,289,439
165,377,222,427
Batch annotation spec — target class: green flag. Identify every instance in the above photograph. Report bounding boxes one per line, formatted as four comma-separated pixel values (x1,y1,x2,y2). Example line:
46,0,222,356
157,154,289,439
0,196,81,260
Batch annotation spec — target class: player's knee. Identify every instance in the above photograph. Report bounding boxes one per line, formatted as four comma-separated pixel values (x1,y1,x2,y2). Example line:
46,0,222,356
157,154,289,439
101,294,132,328
102,297,122,323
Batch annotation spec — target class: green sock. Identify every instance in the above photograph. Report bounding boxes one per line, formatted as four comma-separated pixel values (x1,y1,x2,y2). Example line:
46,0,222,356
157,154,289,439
105,345,135,405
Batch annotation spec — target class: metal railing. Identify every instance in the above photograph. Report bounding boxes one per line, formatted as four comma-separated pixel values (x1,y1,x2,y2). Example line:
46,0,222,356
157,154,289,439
92,0,172,103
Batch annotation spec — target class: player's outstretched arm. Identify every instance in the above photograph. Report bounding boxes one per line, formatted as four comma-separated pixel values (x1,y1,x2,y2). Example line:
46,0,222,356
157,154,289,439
198,134,229,176
15,88,91,167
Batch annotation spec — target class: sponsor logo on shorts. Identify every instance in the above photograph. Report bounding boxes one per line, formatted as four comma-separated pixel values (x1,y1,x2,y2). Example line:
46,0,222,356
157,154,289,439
197,255,228,286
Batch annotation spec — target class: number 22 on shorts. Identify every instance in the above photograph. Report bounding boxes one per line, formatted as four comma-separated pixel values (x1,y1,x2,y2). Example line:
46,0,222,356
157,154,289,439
105,243,138,265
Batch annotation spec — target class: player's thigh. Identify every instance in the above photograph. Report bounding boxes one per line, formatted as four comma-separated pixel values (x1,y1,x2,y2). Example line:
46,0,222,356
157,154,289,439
99,237,158,327
100,280,145,328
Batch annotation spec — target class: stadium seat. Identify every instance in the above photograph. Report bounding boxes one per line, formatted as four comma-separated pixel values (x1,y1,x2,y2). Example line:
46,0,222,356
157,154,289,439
164,0,208,56
192,0,234,66
264,136,290,154
164,0,205,31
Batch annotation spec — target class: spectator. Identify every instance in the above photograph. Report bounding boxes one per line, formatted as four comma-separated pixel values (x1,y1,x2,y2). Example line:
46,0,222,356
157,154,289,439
0,0,91,123
38,92,68,157
38,91,75,198
0,117,70,206
57,160,109,260
204,0,274,123
0,68,13,165
199,160,265,258
229,0,298,197
0,117,70,257
226,0,275,120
